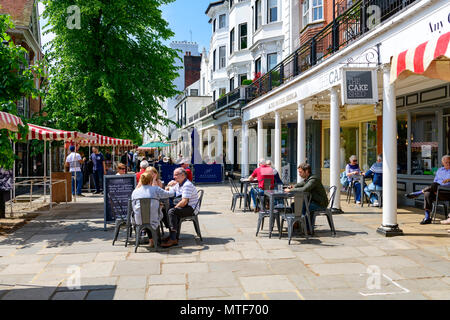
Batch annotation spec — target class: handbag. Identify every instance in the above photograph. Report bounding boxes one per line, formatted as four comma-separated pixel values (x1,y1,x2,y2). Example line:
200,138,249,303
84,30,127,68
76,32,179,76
340,171,349,188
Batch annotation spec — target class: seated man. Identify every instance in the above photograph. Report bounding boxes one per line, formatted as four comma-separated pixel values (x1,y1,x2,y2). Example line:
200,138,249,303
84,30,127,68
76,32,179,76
131,172,174,247
364,154,383,206
406,155,450,225
136,160,149,183
162,168,199,247
266,160,283,187
285,163,328,229
249,158,274,212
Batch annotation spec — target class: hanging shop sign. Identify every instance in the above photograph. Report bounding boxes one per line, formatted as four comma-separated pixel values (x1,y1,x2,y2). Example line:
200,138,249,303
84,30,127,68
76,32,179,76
341,67,378,105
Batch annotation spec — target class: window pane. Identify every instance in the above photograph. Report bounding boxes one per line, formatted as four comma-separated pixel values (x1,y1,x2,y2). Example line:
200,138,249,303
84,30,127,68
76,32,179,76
256,0,262,30
230,28,235,54
219,14,226,29
411,113,439,175
361,121,377,171
323,128,330,168
219,46,226,68
240,23,247,49
397,115,407,174
267,53,277,71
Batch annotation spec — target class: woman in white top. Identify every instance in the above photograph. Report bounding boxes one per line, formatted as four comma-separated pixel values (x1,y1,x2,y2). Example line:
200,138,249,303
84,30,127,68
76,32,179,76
131,172,174,247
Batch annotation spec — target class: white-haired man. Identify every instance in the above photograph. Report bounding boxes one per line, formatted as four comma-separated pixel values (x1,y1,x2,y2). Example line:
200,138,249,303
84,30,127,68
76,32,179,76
135,160,149,184
249,158,274,212
406,155,450,224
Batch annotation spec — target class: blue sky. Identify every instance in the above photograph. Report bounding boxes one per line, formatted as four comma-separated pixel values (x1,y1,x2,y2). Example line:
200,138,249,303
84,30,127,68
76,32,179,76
39,0,212,53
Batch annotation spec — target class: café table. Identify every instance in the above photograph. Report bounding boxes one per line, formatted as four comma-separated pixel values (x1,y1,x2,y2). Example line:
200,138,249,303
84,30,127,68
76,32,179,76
352,174,365,207
264,189,295,238
240,178,258,212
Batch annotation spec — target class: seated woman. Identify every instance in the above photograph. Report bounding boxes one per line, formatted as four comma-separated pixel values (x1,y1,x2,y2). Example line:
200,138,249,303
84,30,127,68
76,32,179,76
131,172,174,247
346,155,364,204
116,163,127,175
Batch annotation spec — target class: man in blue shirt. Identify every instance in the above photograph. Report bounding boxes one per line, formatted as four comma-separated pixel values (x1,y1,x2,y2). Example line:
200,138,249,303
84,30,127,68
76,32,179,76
91,147,106,194
406,155,450,224
364,154,383,206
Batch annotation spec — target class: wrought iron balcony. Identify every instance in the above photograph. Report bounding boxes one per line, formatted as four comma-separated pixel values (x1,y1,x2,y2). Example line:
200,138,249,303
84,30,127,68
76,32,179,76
245,0,419,103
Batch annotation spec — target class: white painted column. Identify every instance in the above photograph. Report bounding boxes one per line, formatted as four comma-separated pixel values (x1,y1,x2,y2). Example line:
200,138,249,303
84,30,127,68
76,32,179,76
207,130,212,159
217,125,223,163
330,87,341,210
297,102,306,183
241,120,249,177
378,66,402,236
274,111,281,173
227,122,234,165
257,117,264,161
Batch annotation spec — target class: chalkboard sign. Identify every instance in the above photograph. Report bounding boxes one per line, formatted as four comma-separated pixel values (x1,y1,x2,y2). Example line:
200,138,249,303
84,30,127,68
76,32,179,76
194,164,223,183
103,174,136,229
342,67,378,105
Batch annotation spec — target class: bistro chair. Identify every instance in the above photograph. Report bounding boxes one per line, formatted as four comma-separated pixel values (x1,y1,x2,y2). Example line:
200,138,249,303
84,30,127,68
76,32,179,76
431,185,450,223
309,186,337,236
368,189,383,208
229,177,245,212
279,192,310,244
110,193,132,246
255,191,281,238
133,198,163,252
176,189,204,241
346,180,355,203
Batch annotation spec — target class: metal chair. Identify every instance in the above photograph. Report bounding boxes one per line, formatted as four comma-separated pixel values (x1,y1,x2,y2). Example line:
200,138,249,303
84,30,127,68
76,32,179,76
310,186,337,236
369,189,383,208
255,191,281,237
346,180,354,203
229,177,245,212
110,193,131,246
176,189,204,241
279,192,310,244
132,198,162,252
431,185,450,223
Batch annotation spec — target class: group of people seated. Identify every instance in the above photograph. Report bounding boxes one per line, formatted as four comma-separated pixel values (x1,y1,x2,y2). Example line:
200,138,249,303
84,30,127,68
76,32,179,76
344,154,383,207
130,164,198,248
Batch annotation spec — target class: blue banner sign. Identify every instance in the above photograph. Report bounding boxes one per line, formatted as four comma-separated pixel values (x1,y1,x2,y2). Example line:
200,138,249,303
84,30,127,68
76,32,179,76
159,164,180,184
194,164,222,183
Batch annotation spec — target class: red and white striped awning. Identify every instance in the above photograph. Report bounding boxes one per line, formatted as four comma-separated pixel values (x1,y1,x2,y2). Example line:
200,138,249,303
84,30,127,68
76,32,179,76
26,124,92,142
0,111,24,132
79,132,133,146
390,31,450,84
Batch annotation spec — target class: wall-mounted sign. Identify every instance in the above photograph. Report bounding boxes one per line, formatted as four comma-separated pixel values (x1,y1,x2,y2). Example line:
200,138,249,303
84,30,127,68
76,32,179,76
341,67,378,105
311,104,347,120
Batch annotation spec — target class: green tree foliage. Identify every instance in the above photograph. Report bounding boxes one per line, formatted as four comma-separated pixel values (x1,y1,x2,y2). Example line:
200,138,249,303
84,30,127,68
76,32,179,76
40,0,181,144
0,13,43,169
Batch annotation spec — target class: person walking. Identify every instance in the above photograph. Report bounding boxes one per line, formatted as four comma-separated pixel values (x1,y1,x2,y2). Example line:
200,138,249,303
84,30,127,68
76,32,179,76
65,145,84,197
91,147,106,194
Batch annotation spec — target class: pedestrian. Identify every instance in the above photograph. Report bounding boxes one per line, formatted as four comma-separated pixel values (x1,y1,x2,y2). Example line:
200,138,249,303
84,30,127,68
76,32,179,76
65,145,84,197
136,160,149,184
0,168,12,218
179,158,193,181
91,147,106,194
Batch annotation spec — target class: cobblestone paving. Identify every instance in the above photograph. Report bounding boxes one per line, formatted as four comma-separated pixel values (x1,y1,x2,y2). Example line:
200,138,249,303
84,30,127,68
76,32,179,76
0,184,448,300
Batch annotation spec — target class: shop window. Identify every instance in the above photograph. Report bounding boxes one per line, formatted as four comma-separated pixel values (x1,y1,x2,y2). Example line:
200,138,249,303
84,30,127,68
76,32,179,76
341,127,358,170
323,128,330,168
361,121,377,171
445,116,450,156
411,113,438,175
397,115,408,174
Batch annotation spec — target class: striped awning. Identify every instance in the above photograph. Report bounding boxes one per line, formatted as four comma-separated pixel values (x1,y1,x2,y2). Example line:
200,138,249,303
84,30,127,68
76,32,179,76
390,31,450,84
79,132,133,146
26,124,92,142
0,111,24,132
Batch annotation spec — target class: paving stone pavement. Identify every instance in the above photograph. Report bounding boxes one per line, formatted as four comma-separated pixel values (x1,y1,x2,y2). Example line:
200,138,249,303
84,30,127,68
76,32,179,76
0,185,448,300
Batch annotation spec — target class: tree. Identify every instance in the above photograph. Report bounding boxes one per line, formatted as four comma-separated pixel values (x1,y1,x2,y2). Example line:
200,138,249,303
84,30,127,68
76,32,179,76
40,0,181,144
0,13,43,170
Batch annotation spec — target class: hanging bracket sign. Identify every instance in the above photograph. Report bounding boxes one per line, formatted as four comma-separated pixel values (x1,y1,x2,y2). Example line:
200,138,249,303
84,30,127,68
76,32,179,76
341,67,378,105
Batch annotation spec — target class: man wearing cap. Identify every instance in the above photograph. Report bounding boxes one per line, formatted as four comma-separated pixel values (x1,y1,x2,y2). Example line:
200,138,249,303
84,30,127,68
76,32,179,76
136,160,149,183
180,159,193,181
65,145,84,196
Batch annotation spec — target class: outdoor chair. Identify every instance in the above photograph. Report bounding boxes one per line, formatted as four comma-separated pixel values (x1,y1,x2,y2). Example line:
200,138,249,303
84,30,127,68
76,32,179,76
431,185,450,223
110,193,132,246
346,180,355,203
369,189,383,208
310,186,337,236
229,177,245,212
279,192,310,244
132,198,163,252
255,192,281,237
176,189,204,241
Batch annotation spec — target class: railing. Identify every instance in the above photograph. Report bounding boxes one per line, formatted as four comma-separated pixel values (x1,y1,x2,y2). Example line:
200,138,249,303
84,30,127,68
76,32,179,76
187,87,244,126
245,0,418,103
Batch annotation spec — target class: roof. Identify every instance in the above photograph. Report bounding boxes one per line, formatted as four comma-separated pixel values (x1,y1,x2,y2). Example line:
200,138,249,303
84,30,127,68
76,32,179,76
205,0,226,15
0,0,36,27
